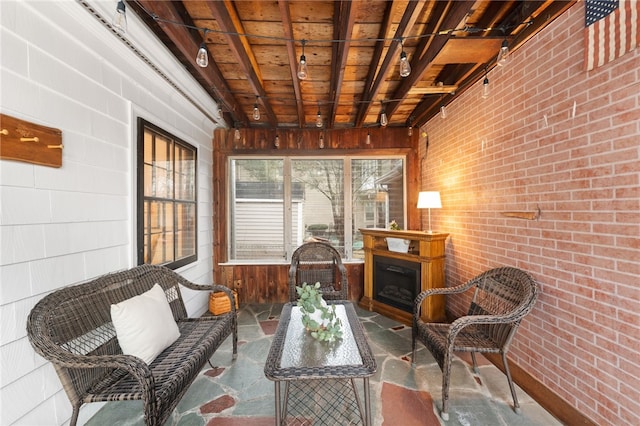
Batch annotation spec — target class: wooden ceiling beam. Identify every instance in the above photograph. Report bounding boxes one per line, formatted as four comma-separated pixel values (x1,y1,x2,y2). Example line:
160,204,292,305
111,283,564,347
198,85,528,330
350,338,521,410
205,0,278,127
354,0,426,128
134,0,246,126
353,0,394,127
410,0,575,126
278,0,305,128
387,0,475,120
327,1,356,128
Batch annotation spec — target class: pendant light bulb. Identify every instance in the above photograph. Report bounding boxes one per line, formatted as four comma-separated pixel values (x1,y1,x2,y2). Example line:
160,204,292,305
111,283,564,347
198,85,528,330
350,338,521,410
497,39,509,66
234,128,241,141
297,41,308,80
319,134,324,149
380,111,388,127
366,132,371,145
440,104,447,119
274,135,280,148
408,126,413,137
315,109,323,128
113,0,127,32
399,51,411,77
196,42,209,67
482,76,490,99
253,97,260,121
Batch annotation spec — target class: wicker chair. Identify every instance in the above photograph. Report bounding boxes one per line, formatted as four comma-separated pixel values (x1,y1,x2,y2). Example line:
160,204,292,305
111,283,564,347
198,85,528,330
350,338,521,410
288,241,349,302
26,264,237,426
411,266,538,421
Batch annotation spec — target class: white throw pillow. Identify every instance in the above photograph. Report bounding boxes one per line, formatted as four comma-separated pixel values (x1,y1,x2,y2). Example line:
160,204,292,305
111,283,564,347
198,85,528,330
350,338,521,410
111,284,180,364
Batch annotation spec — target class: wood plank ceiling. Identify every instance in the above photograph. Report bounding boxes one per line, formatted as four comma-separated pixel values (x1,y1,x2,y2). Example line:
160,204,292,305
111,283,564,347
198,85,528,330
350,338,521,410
128,0,574,131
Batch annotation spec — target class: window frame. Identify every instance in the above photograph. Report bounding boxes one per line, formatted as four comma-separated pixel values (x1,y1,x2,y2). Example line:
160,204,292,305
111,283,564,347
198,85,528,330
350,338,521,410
136,118,198,269
226,154,406,263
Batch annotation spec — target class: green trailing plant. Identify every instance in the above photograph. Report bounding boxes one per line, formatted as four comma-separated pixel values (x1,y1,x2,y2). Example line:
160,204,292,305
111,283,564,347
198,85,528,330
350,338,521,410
389,220,401,230
296,282,343,342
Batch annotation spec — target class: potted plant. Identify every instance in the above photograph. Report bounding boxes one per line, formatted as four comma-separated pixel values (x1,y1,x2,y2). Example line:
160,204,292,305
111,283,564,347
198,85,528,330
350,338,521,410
296,282,343,342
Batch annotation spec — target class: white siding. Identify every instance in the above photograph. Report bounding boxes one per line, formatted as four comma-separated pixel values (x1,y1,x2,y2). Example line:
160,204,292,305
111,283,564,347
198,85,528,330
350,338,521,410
0,1,220,424
232,200,303,260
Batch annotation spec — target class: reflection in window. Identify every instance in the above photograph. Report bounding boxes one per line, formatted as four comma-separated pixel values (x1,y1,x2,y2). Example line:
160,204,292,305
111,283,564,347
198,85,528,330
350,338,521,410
138,119,197,269
229,156,404,261
230,159,284,260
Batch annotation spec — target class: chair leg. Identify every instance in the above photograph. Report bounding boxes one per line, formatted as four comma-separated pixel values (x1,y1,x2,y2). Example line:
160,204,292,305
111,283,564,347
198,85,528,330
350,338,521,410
411,337,417,366
69,404,80,426
470,352,479,373
502,351,521,414
440,351,452,421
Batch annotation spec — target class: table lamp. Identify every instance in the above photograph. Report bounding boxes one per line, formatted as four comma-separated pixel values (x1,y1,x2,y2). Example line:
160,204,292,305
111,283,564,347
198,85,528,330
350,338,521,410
417,191,442,233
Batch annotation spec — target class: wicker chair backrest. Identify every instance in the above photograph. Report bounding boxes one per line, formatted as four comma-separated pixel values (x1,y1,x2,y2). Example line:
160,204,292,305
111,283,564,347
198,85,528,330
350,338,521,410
467,267,538,347
288,241,348,301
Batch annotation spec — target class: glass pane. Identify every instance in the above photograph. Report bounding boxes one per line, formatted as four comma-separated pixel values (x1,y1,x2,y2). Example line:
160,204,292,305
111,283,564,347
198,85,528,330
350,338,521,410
144,132,153,164
144,164,153,197
154,135,172,198
230,159,284,260
291,159,344,255
175,202,196,258
145,201,175,265
174,145,195,201
351,158,404,259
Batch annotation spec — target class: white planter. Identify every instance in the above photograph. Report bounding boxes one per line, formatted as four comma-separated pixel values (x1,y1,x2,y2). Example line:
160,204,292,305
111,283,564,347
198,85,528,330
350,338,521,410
386,237,410,253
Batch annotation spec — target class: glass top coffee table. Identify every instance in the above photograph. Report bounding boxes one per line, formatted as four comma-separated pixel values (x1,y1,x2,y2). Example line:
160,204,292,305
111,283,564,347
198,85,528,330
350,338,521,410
264,301,377,425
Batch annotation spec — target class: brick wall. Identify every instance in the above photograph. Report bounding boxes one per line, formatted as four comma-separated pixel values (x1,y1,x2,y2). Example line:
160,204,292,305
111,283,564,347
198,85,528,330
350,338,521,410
420,3,639,425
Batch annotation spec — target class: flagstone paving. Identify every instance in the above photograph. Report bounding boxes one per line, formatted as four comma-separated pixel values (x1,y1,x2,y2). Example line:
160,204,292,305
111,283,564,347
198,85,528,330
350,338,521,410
85,303,562,426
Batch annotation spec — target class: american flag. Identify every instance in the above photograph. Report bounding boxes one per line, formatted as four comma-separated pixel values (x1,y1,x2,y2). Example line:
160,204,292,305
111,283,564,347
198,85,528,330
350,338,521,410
584,0,640,71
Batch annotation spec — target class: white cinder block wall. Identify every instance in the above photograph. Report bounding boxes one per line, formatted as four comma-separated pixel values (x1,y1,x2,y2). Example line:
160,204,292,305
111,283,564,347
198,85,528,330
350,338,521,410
0,1,222,424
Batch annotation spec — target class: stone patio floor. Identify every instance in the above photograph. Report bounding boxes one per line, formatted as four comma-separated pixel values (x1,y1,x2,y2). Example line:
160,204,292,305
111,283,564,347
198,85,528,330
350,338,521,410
85,303,562,426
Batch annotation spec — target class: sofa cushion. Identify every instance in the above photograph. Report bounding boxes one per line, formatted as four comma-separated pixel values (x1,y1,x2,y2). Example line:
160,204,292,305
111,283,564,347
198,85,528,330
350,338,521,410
111,284,180,364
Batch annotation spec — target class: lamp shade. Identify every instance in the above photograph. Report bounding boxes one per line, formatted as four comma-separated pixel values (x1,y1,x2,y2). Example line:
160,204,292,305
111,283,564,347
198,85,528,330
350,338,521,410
417,191,442,209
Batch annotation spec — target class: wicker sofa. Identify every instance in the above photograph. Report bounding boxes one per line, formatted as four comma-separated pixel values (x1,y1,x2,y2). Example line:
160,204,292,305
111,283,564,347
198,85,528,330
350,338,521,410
26,264,238,426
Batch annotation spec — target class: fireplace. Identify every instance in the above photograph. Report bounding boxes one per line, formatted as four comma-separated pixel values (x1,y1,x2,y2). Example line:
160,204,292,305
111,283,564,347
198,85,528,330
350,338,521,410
373,255,421,313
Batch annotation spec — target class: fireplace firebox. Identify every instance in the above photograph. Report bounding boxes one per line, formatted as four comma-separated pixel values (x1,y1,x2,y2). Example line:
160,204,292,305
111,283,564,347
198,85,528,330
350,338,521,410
373,255,421,313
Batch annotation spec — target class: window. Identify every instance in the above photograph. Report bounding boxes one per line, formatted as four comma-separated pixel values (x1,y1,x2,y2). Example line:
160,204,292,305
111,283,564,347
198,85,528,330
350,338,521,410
229,156,405,262
137,118,197,269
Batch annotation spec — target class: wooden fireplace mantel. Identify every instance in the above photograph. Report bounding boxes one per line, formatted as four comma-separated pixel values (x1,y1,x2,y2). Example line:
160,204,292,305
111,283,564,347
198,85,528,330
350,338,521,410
358,228,449,325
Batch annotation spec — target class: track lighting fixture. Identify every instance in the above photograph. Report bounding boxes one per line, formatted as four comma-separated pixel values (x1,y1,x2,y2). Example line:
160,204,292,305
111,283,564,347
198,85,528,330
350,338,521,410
399,39,411,77
113,0,127,32
297,40,308,80
315,104,323,128
481,67,489,99
497,39,509,66
253,97,260,121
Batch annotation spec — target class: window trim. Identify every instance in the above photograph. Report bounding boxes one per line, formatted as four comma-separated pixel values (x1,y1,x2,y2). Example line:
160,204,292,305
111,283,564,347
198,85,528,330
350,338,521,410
136,118,198,269
226,154,406,263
